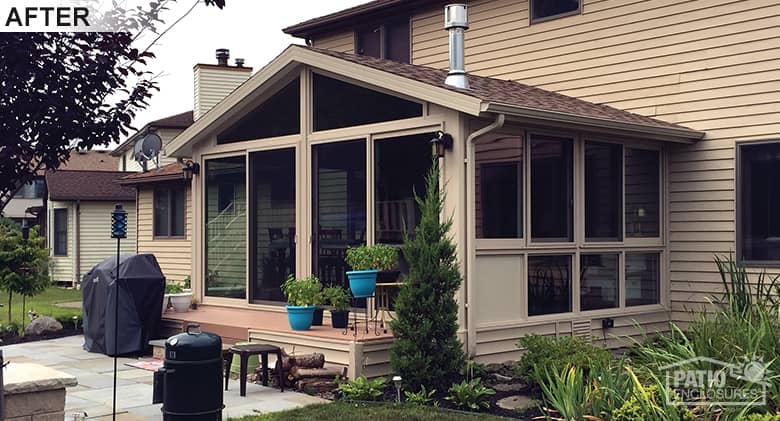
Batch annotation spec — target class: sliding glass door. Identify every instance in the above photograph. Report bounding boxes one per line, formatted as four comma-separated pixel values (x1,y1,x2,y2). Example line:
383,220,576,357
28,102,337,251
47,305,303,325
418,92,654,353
250,148,296,303
312,140,367,291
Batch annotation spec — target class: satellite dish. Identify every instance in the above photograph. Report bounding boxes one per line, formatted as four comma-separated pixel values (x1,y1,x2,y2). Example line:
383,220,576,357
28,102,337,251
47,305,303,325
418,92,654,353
133,132,162,171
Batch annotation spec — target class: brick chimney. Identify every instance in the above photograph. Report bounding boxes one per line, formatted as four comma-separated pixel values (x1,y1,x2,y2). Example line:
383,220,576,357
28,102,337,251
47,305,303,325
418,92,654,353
193,48,253,120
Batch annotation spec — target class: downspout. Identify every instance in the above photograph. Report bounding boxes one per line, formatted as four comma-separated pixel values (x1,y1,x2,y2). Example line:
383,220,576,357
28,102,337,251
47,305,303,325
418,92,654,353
75,200,81,286
465,113,505,357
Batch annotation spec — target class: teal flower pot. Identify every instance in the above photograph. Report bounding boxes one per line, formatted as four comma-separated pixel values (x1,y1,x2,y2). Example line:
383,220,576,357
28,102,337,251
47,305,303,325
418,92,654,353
286,305,316,331
347,270,379,298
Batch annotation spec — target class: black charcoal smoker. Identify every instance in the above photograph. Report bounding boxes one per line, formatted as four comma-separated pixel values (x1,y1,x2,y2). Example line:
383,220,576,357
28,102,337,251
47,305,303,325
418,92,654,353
153,324,224,420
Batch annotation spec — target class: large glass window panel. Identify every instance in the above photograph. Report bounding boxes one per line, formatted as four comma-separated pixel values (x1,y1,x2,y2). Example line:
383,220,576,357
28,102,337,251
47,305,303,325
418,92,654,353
625,148,660,238
205,157,247,299
625,253,660,306
585,142,622,241
580,253,619,311
531,135,573,241
375,133,432,244
739,142,780,262
476,136,523,238
528,255,571,316
313,74,422,131
153,186,185,237
385,19,410,63
251,149,296,303
314,140,367,293
217,78,300,144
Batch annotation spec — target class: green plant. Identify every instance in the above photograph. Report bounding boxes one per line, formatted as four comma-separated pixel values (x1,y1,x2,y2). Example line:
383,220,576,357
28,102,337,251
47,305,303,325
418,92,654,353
515,334,610,386
715,254,780,316
323,286,350,311
183,275,191,289
537,365,595,421
2,322,20,337
282,275,323,307
464,360,487,382
0,225,50,322
742,413,780,421
165,283,184,294
404,385,436,406
390,160,466,392
345,245,398,271
337,375,387,401
445,379,495,411
55,314,83,330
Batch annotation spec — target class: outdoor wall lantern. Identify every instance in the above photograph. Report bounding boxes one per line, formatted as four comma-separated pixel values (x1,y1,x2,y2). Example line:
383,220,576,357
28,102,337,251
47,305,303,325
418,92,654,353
430,131,454,158
181,160,201,181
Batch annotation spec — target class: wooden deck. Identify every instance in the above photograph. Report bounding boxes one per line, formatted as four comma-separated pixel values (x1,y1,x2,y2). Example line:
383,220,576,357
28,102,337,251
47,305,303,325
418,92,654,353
161,306,395,378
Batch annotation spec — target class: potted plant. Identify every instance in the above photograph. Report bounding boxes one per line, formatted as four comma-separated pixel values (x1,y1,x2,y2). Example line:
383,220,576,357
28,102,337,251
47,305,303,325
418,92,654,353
282,275,323,331
323,286,350,328
165,282,192,313
345,245,398,298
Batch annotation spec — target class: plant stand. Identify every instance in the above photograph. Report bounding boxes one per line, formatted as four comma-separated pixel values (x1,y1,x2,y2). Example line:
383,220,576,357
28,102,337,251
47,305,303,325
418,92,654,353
342,296,381,337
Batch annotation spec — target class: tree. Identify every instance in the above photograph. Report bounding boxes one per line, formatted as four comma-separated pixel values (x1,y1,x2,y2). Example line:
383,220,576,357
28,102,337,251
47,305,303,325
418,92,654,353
0,225,50,323
0,0,224,210
390,159,466,392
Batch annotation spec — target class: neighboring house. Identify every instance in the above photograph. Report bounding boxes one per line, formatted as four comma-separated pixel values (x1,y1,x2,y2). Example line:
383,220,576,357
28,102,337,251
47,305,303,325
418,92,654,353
157,0,779,375
3,174,45,227
115,111,196,284
45,151,136,285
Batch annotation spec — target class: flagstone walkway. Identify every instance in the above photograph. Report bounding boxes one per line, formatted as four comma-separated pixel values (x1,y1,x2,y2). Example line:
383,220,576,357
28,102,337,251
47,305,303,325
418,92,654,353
2,335,325,420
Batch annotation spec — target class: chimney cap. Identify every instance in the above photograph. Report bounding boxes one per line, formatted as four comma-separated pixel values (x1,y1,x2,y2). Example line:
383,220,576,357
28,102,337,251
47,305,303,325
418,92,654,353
444,4,468,30
216,48,230,66
235,58,245,67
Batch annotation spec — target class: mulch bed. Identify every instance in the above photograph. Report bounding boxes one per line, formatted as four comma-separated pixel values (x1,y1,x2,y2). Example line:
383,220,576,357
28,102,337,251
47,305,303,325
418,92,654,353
0,328,82,346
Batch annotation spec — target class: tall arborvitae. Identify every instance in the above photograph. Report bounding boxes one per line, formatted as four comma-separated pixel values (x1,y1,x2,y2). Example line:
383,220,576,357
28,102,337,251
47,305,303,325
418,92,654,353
389,159,466,392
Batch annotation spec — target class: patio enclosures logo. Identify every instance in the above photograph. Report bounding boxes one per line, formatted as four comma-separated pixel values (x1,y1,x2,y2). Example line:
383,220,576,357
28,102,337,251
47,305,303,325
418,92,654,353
1,1,129,32
662,356,769,407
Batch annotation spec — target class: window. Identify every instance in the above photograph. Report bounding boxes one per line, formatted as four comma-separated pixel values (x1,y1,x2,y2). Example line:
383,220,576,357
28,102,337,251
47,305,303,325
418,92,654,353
375,133,433,244
15,178,45,199
217,78,300,144
205,157,247,299
531,0,581,22
313,74,422,131
739,142,780,262
580,254,619,310
356,18,410,63
625,148,660,238
154,186,185,238
585,142,622,241
626,253,660,306
531,135,573,241
53,208,67,256
476,135,523,238
528,255,571,316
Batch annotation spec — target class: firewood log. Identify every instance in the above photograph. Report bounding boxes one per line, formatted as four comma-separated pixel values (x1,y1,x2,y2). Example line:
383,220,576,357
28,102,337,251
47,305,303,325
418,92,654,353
291,353,325,369
289,366,345,380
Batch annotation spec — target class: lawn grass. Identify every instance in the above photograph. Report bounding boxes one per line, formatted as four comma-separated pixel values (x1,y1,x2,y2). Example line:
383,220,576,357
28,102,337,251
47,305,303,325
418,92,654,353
0,286,82,324
229,402,507,421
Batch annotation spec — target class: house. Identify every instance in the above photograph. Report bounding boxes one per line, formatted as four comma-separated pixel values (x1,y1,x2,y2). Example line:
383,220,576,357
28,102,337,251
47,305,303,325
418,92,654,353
2,173,45,227
45,151,136,285
158,0,779,377
113,112,197,284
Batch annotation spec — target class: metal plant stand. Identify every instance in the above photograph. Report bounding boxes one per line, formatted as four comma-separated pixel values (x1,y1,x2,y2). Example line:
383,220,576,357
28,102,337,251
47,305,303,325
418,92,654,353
342,296,381,337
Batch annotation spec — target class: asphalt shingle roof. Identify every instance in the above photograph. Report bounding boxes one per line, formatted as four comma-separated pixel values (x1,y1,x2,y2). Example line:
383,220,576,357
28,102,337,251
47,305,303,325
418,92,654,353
46,170,136,201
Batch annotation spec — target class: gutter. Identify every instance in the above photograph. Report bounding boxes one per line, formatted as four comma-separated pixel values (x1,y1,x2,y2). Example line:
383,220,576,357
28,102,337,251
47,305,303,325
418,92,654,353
483,102,704,143
465,113,505,357
75,200,80,285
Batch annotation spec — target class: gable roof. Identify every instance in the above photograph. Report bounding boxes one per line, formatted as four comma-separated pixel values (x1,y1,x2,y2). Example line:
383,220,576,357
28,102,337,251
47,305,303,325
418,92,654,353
119,163,186,185
61,150,119,171
167,45,703,157
46,170,136,201
111,111,193,156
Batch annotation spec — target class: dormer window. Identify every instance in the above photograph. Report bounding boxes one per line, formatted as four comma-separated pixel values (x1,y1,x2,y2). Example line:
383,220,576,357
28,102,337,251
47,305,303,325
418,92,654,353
355,18,410,63
530,0,581,23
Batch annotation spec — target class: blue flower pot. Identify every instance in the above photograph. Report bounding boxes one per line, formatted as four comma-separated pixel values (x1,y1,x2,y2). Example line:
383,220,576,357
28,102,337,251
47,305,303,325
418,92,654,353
286,305,316,331
347,270,379,298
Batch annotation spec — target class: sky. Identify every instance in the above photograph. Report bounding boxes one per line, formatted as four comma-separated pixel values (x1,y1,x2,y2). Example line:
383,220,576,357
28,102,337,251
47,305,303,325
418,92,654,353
125,0,366,140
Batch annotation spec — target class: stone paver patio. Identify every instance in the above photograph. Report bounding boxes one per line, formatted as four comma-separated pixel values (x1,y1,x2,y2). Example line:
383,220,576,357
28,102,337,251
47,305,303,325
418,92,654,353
2,335,326,420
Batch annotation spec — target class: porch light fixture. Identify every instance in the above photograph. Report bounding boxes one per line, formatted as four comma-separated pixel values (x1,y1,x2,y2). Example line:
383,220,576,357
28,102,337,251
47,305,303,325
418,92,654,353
181,160,200,181
430,131,454,158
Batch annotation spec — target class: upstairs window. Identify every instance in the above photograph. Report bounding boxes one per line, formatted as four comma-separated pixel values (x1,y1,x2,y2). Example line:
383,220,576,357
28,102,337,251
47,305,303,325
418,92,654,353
217,78,300,144
154,186,186,238
531,0,581,23
356,18,410,63
15,178,45,199
739,141,780,263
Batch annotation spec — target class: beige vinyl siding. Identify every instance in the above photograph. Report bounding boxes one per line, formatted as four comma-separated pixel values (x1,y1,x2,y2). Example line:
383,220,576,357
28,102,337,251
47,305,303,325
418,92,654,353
78,201,136,277
311,30,355,53
411,0,780,323
137,185,192,283
194,66,253,120
121,128,184,172
48,201,74,283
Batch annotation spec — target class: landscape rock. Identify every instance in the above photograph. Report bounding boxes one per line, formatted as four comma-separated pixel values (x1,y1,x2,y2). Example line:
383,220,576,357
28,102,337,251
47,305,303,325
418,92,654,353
492,382,528,393
497,394,534,411
23,317,62,336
